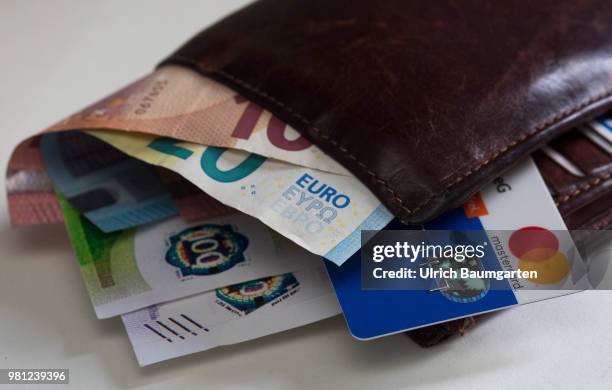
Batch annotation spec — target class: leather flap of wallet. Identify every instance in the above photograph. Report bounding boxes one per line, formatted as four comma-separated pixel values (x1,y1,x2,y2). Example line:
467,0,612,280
159,0,612,224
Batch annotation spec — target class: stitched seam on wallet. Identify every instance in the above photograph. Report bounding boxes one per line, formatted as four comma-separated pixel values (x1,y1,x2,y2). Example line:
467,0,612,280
555,172,612,206
591,212,612,230
171,57,612,216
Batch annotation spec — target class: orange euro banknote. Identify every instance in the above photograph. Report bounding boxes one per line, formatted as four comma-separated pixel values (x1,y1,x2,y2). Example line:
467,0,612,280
6,139,63,225
7,65,340,227
45,65,348,175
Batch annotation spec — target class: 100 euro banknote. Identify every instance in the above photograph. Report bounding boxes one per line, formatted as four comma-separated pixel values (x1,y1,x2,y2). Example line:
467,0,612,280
58,194,314,318
86,130,393,265
45,65,348,175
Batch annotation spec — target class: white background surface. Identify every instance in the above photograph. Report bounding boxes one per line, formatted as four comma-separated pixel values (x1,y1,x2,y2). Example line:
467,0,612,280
0,1,611,389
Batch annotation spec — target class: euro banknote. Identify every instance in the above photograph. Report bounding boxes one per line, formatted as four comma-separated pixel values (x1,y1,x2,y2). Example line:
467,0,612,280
122,262,340,366
58,193,314,318
7,135,233,226
156,168,235,222
7,138,64,225
41,132,178,232
85,130,394,265
45,65,348,175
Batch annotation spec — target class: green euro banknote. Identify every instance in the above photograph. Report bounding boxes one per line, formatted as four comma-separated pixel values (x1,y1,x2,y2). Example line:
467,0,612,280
85,130,394,265
57,194,314,318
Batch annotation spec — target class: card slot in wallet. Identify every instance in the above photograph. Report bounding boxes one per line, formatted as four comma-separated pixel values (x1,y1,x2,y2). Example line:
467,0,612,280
160,0,612,224
533,130,612,229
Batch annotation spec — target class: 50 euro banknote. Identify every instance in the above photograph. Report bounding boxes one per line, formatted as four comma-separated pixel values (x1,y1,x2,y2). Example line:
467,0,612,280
86,130,393,265
45,65,348,175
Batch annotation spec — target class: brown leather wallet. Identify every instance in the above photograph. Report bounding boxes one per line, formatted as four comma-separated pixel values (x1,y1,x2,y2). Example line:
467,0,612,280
156,1,612,346
160,0,612,225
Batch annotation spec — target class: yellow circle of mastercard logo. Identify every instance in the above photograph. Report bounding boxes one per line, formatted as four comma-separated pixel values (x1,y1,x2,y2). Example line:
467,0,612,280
518,251,570,285
509,227,570,285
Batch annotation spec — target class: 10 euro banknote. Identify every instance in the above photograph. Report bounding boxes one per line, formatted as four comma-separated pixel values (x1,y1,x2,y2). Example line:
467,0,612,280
45,65,348,175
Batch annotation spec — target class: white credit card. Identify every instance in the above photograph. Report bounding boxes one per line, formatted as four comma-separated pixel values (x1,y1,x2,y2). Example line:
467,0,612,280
590,114,612,144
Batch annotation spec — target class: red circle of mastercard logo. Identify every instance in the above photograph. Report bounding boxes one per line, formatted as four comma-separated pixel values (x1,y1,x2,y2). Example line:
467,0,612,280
508,226,558,260
509,226,569,285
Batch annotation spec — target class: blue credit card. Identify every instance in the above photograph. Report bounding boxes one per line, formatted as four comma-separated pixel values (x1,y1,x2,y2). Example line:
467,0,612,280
325,209,518,340
325,157,587,340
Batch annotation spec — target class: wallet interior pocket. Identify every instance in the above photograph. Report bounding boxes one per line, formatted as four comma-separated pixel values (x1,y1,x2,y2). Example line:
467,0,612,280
160,0,612,224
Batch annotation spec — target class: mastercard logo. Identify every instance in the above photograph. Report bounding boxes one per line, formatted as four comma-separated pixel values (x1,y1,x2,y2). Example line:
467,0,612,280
508,227,570,285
